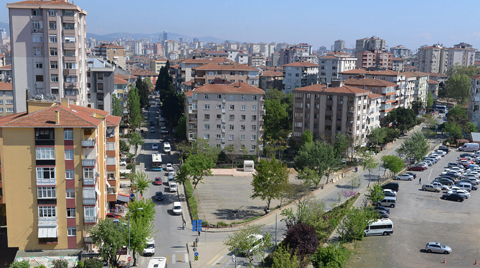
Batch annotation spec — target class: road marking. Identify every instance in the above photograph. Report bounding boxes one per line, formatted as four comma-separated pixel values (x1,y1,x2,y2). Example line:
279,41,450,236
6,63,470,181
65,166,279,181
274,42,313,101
207,255,220,266
184,253,189,263
178,253,182,263
216,256,228,267
171,254,176,264
166,255,169,264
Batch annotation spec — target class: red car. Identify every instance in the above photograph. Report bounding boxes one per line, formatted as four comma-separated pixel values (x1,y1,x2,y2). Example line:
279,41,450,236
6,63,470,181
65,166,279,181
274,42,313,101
106,213,122,219
154,177,163,185
409,165,425,171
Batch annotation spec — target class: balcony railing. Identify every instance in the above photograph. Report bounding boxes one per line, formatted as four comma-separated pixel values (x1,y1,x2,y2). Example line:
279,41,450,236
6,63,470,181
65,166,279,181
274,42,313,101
84,236,94,243
84,215,97,223
38,217,57,226
82,140,95,147
83,198,96,206
82,159,96,167
83,177,96,186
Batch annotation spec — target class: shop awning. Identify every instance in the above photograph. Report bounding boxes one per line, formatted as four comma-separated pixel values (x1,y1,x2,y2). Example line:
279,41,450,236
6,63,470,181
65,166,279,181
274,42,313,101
38,227,58,238
117,194,129,203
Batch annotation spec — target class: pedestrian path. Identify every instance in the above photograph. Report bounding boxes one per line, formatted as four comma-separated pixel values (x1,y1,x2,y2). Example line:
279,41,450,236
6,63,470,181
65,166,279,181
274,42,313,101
164,252,189,265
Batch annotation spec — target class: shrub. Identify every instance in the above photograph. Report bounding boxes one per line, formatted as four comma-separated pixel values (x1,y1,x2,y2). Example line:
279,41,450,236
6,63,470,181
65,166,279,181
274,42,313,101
9,261,30,268
284,223,319,258
217,221,228,227
52,258,68,268
202,220,209,227
312,245,351,268
126,163,134,170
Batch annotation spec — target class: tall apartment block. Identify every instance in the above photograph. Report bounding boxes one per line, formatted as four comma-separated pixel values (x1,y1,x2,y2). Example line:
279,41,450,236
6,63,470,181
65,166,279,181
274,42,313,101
86,58,114,112
8,0,88,113
282,62,319,93
468,74,480,126
334,40,345,52
0,99,121,250
94,44,126,70
319,52,356,84
184,83,265,154
417,44,448,74
356,36,386,52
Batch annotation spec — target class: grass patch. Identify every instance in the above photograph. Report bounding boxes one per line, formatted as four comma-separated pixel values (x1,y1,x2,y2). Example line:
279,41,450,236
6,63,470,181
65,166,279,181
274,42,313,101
230,215,262,225
184,180,199,220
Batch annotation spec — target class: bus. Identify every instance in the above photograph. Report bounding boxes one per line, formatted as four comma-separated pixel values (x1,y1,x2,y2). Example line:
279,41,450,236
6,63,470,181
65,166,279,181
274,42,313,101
152,153,163,171
147,257,167,268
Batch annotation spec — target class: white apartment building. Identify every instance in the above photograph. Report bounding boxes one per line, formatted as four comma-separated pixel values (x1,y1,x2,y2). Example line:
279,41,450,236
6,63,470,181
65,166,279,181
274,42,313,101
184,83,265,154
446,42,476,69
417,44,448,74
319,52,356,84
86,58,114,112
227,50,248,65
8,0,88,113
468,74,480,126
282,62,319,93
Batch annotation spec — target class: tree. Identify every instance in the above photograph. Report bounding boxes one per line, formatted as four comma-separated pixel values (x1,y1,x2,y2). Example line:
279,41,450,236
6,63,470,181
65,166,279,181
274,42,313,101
161,85,185,127
445,122,463,141
411,97,424,115
8,261,30,268
427,91,434,109
447,65,480,78
176,153,215,196
112,94,122,117
90,219,127,267
51,259,68,268
127,85,141,130
333,133,351,159
224,225,272,267
176,138,219,162
297,168,321,189
136,77,150,110
396,132,429,162
312,244,351,268
381,155,404,178
83,259,103,268
264,98,289,140
338,207,379,242
360,151,379,186
251,158,289,211
127,200,155,266
120,140,130,155
128,132,144,155
272,245,300,268
446,73,470,104
176,115,187,140
383,107,417,132
284,223,319,258
132,171,151,197
367,127,387,147
294,141,338,188
366,183,385,205
301,129,313,146
280,199,330,239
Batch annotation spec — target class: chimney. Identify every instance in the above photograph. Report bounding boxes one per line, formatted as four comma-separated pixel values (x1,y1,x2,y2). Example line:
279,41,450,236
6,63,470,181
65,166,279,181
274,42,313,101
55,110,60,125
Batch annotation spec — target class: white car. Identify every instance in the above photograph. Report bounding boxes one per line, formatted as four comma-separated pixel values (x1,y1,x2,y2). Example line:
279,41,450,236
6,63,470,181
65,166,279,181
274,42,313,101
431,182,450,190
383,189,397,196
169,182,178,192
449,167,465,173
152,143,158,150
168,171,175,177
447,189,471,198
435,150,446,156
160,126,168,134
163,142,171,153
166,163,174,171
172,201,182,215
395,174,414,181
119,160,127,166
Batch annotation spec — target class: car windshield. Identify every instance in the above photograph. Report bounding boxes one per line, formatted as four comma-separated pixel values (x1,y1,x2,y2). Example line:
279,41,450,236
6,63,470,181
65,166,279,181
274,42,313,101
439,243,446,248
174,206,181,210
146,244,154,248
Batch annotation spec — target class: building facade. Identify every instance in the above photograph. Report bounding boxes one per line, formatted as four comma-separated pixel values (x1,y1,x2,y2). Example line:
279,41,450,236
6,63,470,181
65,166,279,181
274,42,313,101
390,45,411,58
334,40,345,52
355,50,392,69
193,62,259,87
282,62,319,93
86,58,114,112
0,99,121,250
319,52,356,84
355,36,386,52
184,83,265,154
8,0,88,113
469,74,480,126
417,44,448,74
0,81,14,117
94,44,126,70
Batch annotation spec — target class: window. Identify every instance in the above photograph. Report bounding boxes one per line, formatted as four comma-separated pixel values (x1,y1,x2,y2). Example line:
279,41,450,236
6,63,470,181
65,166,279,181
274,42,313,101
83,168,94,179
216,114,221,119
64,62,77,69
241,105,246,111
32,20,42,29
64,10,74,16
50,61,58,69
229,115,235,120
107,143,115,151
204,114,210,120
0,100,3,105
229,135,234,140
208,71,215,76
230,71,235,76
48,10,56,16
204,134,210,140
36,62,43,69
51,75,58,83
217,94,222,99
49,35,57,43
36,147,55,159
229,125,234,130
38,206,56,218
229,95,234,100
204,124,210,130
37,187,56,199
65,76,77,83
216,124,221,129
32,34,43,42
65,150,74,160
64,50,75,57
65,89,78,96
253,95,257,100
64,36,76,43
252,115,257,121
67,227,76,237
66,170,74,180
216,104,221,109
204,94,209,100
241,115,246,120
6,108,13,113
229,105,234,110
252,105,257,111
241,125,246,130
66,189,75,198
204,104,210,110
37,167,56,181
67,208,75,218
36,75,44,82
50,48,57,56
251,145,256,151
252,125,257,130
33,47,43,56
241,135,245,140
239,71,244,76
241,95,245,100
32,9,41,16
251,135,257,140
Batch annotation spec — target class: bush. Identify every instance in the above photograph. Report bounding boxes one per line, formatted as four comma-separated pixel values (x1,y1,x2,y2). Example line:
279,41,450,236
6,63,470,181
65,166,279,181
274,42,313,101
312,245,351,268
83,258,103,268
9,261,30,268
184,179,198,220
202,220,209,227
217,221,228,227
126,163,134,170
284,223,319,258
76,260,84,268
52,258,68,268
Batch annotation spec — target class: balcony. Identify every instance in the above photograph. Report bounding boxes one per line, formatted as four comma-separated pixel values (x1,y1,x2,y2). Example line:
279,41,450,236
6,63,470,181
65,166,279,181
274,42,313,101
64,81,77,88
82,159,96,167
221,119,225,123
221,139,225,143
222,99,226,103
83,177,96,186
83,197,96,206
82,139,95,147
84,236,94,244
84,215,97,223
32,28,43,33
222,109,226,114
221,129,225,133
38,216,57,226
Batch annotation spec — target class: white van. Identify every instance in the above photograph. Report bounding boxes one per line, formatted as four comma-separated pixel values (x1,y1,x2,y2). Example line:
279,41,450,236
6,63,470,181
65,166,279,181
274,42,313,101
457,182,472,191
364,219,394,236
143,237,155,256
376,196,396,208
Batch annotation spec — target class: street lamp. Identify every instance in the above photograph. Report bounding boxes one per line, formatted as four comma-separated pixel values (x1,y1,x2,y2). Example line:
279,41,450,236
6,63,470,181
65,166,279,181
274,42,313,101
128,207,143,268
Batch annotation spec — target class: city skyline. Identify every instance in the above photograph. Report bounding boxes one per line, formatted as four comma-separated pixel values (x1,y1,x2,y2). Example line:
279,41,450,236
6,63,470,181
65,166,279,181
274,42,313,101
2,0,480,50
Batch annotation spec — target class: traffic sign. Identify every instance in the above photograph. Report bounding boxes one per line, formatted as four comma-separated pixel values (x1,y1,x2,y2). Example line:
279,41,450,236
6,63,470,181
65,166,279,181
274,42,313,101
194,252,199,257
193,247,197,252
195,256,198,261
127,255,131,262
192,220,203,232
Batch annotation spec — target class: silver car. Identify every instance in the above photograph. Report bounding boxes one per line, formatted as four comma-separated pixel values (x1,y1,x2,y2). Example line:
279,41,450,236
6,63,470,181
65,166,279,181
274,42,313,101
425,242,452,254
395,174,414,181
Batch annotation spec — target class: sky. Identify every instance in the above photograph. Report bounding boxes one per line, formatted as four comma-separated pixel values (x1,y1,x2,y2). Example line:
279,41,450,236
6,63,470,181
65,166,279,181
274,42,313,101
2,0,480,51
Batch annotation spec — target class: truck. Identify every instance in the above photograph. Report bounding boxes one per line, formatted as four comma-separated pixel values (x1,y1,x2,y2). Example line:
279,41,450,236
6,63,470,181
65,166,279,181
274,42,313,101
459,143,480,152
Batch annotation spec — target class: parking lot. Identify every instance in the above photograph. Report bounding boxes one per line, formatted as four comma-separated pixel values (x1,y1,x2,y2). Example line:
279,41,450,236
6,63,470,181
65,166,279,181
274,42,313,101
347,148,480,267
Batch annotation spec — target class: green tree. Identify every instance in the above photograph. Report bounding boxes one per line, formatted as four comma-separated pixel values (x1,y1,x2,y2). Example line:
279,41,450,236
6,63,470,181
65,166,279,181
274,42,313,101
360,151,379,186
176,114,187,139
51,259,68,268
161,85,185,127
383,107,417,132
128,132,144,155
366,183,385,205
297,167,320,189
312,244,351,268
176,154,215,196
224,225,272,267
127,85,141,130
427,91,434,109
411,97,424,115
176,138,219,162
367,127,387,147
120,140,130,155
446,73,470,104
280,199,330,239
127,200,155,266
445,122,463,141
272,245,300,268
8,261,30,268
338,207,379,242
447,65,480,78
381,155,404,178
136,77,150,110
396,132,429,162
466,122,477,133
333,133,351,159
90,219,127,267
301,129,313,145
112,94,122,117
294,141,338,187
264,98,289,140
83,259,103,268
132,171,151,197
251,158,289,211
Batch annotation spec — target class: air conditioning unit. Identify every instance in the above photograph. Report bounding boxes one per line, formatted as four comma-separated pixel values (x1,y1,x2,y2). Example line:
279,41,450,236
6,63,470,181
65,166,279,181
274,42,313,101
33,29,39,33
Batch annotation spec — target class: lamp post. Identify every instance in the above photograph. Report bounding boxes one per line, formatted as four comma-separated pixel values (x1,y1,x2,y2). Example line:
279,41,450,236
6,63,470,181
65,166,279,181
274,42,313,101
128,207,143,268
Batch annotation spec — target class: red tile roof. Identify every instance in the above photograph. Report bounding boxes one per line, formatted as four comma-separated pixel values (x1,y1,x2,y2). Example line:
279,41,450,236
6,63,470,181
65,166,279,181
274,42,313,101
191,82,264,94
194,63,258,71
114,75,128,85
391,58,404,61
428,79,439,84
131,70,158,76
326,51,352,56
183,80,194,86
184,91,193,97
340,69,400,76
403,71,429,78
0,82,13,91
368,93,383,99
283,62,318,67
427,73,448,78
261,71,283,77
472,74,480,80
8,0,75,6
183,57,231,64
106,115,122,126
293,84,369,94
115,74,129,81
345,78,397,87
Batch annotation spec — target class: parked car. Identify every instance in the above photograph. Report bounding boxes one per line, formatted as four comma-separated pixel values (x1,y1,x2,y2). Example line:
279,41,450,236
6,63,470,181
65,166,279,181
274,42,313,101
434,178,454,186
460,153,474,158
154,177,163,185
155,191,164,201
119,160,127,166
152,143,158,150
416,162,429,169
382,182,400,192
434,150,447,156
405,172,417,179
160,126,168,134
447,189,470,199
106,213,122,219
425,242,452,254
169,182,178,192
431,182,450,190
374,206,390,214
409,165,426,171
422,184,440,192
438,146,450,153
395,174,414,181
172,202,182,215
448,162,463,169
441,193,465,202
383,190,396,197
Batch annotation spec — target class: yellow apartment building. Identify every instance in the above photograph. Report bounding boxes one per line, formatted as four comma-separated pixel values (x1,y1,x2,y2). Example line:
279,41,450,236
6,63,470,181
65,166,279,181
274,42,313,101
0,99,121,250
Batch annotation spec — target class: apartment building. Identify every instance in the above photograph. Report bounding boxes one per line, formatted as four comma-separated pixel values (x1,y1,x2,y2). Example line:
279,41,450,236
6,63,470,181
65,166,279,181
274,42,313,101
403,71,429,105
282,62,319,93
8,0,88,113
94,44,126,70
248,53,266,67
469,74,480,126
148,58,167,73
319,52,356,84
428,79,439,99
417,44,448,74
0,81,14,117
292,81,373,145
0,99,121,250
260,71,283,90
446,42,476,69
279,46,318,66
113,74,131,121
86,58,114,111
177,58,231,88
0,65,12,82
390,45,411,58
184,82,265,154
355,50,392,69
334,40,345,52
391,58,405,72
130,69,158,88
356,36,386,52
193,62,260,87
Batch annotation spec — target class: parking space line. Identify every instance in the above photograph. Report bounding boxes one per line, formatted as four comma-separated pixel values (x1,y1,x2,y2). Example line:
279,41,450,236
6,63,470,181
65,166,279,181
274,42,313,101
216,256,228,267
178,253,182,263
166,254,169,264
